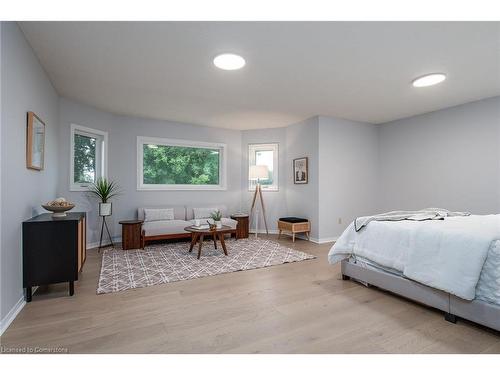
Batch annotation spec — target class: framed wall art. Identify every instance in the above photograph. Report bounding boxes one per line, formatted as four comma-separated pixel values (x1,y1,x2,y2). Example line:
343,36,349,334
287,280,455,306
293,157,308,184
26,111,45,170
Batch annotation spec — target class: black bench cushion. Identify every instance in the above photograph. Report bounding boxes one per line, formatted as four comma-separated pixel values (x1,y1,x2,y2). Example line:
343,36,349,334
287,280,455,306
279,217,308,223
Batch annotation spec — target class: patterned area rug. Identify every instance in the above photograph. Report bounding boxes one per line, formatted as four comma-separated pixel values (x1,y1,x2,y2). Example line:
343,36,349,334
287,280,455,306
97,238,315,294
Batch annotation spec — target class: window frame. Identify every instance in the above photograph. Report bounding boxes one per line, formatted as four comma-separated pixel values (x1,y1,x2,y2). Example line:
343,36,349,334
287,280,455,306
69,124,108,191
137,136,227,191
248,143,279,192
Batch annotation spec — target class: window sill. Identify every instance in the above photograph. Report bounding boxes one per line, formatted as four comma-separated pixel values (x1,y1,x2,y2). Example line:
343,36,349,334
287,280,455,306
70,185,92,192
137,185,227,191
248,188,279,192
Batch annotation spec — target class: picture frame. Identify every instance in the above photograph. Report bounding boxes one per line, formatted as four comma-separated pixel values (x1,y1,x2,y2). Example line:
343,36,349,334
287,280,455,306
293,157,308,184
26,111,46,171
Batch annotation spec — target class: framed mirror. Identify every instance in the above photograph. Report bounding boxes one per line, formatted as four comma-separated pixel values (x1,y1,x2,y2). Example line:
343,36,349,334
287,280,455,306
26,111,46,170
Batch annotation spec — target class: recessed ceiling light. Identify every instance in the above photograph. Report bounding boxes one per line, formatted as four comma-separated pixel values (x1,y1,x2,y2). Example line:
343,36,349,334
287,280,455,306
213,53,246,70
412,73,446,88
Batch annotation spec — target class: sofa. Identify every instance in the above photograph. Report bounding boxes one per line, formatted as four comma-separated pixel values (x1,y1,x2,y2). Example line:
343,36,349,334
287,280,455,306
138,205,238,247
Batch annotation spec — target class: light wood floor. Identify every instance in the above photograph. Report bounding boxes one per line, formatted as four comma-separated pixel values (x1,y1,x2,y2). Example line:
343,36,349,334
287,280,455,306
1,235,499,354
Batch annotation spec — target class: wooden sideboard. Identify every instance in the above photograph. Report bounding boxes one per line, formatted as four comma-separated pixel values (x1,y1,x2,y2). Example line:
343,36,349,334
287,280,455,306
22,212,86,301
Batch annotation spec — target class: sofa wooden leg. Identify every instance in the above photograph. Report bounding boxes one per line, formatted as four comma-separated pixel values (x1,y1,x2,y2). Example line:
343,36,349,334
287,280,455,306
342,274,350,281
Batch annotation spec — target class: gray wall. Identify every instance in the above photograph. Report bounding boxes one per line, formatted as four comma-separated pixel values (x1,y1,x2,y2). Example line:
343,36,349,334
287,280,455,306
286,117,320,239
58,98,243,245
2,19,499,330
318,116,380,240
1,23,60,322
241,127,288,232
379,97,500,214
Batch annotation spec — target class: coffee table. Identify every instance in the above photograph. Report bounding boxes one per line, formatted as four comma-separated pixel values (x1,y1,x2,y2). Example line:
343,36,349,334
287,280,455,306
184,225,233,259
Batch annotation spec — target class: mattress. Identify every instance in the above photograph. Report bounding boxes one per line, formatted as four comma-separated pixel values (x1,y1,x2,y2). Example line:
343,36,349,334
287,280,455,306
348,239,500,306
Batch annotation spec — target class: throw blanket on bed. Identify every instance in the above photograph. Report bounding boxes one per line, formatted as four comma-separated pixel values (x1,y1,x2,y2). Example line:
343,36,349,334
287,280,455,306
354,208,470,232
329,214,500,300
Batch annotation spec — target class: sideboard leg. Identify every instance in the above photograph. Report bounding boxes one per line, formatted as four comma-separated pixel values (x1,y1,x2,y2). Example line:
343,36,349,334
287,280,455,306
26,287,32,302
444,312,457,324
69,281,75,296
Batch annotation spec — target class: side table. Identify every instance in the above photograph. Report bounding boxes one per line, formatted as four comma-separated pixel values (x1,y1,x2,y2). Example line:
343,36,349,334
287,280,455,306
230,214,249,239
119,220,144,250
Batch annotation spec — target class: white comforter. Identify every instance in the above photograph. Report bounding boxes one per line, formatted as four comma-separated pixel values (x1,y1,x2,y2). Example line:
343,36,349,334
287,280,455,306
328,214,500,300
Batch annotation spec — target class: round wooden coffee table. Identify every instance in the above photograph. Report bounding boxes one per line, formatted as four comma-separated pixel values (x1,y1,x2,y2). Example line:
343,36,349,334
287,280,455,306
184,225,233,259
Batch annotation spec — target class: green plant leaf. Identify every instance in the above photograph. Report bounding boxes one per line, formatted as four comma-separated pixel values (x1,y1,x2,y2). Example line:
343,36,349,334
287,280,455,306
88,178,121,203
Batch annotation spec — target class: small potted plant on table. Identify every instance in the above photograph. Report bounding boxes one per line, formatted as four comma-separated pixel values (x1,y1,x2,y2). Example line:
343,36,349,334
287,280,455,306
211,209,223,229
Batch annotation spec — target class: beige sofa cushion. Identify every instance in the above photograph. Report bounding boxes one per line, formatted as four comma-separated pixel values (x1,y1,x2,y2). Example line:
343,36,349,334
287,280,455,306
186,205,228,220
188,217,237,230
138,206,186,221
142,220,191,237
193,207,218,220
144,208,175,222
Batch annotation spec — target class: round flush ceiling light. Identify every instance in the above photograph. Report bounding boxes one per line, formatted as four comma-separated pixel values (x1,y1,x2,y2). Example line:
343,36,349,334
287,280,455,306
213,53,246,70
412,73,447,88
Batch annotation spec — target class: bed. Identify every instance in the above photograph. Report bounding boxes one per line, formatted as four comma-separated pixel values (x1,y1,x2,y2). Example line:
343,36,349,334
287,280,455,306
328,213,500,331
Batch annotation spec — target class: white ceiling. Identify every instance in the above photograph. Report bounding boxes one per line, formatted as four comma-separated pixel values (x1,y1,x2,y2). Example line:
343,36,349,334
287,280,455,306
19,22,500,130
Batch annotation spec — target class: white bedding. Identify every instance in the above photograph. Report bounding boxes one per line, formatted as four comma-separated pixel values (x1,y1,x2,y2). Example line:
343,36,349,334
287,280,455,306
476,240,500,305
346,242,500,306
329,214,500,301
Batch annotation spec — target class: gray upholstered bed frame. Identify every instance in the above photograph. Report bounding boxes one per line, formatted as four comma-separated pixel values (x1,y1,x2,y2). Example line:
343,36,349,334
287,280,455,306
341,259,500,332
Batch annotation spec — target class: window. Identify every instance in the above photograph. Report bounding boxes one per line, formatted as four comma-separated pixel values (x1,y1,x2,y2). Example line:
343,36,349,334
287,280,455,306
248,143,279,191
70,124,108,191
137,136,227,190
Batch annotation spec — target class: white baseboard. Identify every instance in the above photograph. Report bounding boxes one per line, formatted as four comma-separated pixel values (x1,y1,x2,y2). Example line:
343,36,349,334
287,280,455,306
309,236,338,244
249,229,337,244
249,229,280,235
87,236,122,250
0,295,25,336
0,286,40,336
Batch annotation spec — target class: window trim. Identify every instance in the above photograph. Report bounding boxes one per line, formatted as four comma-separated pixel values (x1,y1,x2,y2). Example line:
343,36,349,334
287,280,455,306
248,143,279,192
137,136,227,191
70,124,108,191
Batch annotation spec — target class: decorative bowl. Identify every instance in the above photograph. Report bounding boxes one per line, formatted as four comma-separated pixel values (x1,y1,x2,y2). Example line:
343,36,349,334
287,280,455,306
42,204,75,218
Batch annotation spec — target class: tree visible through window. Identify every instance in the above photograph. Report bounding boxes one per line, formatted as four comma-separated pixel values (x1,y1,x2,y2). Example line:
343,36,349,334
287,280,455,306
70,124,107,191
73,133,97,183
143,144,220,185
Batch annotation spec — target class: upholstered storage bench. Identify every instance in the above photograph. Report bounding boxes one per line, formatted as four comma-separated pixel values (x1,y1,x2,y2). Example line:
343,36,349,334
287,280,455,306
278,217,310,242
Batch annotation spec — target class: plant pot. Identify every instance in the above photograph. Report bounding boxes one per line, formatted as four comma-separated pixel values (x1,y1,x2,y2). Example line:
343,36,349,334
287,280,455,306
99,202,112,217
215,220,222,229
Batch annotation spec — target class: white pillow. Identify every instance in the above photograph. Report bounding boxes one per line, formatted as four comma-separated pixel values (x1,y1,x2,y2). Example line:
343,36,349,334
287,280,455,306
144,208,175,222
193,207,218,220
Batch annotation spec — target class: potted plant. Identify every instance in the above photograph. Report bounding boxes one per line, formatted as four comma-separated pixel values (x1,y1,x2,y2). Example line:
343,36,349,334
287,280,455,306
88,178,121,217
211,209,223,229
